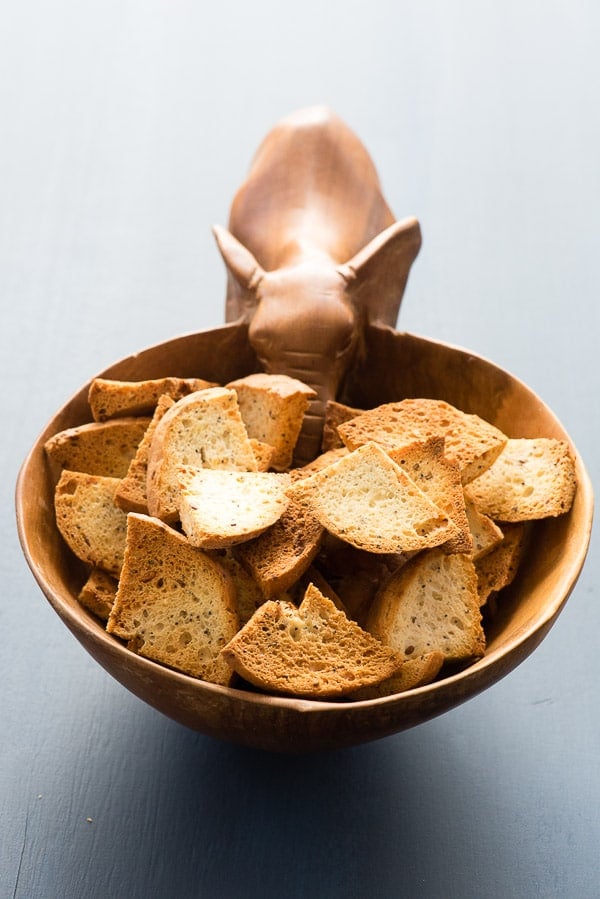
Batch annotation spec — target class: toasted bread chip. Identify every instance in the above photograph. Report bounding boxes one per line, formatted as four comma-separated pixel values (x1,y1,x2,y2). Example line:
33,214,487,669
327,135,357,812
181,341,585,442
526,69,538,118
338,398,507,484
220,583,405,698
146,387,257,524
249,438,277,471
287,442,459,554
321,400,363,451
350,651,445,699
389,436,472,553
177,467,290,549
88,376,216,421
367,548,486,663
78,569,118,621
464,496,504,560
227,372,316,470
115,395,175,513
107,513,238,684
54,471,127,576
215,550,268,626
465,438,577,521
45,418,150,478
476,522,531,606
234,499,324,598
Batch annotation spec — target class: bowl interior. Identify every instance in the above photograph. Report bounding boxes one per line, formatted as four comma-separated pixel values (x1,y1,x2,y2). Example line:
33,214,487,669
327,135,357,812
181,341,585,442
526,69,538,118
16,322,593,752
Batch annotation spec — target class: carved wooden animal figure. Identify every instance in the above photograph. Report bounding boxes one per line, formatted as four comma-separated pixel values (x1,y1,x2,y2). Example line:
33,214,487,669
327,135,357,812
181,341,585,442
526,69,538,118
214,105,421,463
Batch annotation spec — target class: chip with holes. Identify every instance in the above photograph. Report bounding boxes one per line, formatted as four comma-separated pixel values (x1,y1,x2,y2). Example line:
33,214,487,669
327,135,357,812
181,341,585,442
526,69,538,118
465,438,576,521
107,513,238,683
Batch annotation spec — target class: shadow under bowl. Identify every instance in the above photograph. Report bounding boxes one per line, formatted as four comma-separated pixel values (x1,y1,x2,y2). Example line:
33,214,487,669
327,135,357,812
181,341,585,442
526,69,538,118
16,322,594,752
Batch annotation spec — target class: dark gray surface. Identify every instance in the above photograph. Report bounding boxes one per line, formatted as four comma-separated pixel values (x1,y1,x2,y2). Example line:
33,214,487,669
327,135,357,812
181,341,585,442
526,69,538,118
2,3,598,897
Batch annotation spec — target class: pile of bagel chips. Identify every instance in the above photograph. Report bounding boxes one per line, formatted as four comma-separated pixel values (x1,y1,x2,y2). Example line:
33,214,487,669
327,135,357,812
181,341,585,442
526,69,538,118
46,374,577,699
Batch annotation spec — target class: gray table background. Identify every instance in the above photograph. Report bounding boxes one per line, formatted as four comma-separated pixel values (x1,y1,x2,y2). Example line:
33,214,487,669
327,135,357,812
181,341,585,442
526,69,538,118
2,2,598,897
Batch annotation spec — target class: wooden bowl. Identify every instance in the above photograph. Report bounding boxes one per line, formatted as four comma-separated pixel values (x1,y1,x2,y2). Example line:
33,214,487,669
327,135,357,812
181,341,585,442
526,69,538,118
16,321,593,752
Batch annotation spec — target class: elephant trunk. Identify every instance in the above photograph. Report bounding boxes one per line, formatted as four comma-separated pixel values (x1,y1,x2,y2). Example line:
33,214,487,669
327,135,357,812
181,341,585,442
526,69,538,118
258,348,349,467
295,395,328,467
242,262,360,467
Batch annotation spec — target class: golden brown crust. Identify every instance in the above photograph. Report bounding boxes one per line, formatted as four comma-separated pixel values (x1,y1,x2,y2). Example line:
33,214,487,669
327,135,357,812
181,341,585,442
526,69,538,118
465,438,577,521
227,372,316,470
77,569,118,621
44,418,151,478
475,522,531,606
107,513,238,684
338,398,507,484
214,550,267,626
115,395,175,513
321,400,363,451
234,499,324,598
349,651,445,699
286,442,459,554
88,377,216,421
388,436,472,554
464,496,504,561
220,584,405,697
54,471,128,576
366,548,485,663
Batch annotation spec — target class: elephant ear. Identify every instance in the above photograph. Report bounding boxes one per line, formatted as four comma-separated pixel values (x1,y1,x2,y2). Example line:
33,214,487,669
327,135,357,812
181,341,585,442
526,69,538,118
338,217,422,328
213,225,266,323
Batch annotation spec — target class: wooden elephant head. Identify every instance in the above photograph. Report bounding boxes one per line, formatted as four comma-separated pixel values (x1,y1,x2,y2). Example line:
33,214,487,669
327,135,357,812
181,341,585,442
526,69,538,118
214,105,421,462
